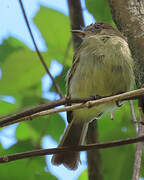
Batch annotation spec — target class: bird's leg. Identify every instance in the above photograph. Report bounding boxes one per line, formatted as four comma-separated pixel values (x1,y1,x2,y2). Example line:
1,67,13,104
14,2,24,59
91,94,103,100
116,101,123,107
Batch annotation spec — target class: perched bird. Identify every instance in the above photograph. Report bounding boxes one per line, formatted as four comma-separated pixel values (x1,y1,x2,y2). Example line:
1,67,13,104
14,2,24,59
52,22,134,170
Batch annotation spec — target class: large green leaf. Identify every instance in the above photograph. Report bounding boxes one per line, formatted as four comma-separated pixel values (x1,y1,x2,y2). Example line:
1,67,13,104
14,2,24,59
0,37,24,65
101,145,135,180
16,113,65,143
85,0,114,24
33,6,73,65
0,100,18,115
28,114,65,142
16,122,40,142
0,37,51,95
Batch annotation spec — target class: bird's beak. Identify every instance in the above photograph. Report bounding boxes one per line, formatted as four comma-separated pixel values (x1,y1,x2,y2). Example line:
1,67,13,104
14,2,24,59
71,30,86,38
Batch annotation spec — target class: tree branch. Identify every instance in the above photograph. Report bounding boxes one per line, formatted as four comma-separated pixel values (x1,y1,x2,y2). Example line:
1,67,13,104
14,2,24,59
129,100,138,130
132,108,144,180
19,0,63,98
0,88,144,127
1,135,144,164
108,0,144,88
67,0,84,50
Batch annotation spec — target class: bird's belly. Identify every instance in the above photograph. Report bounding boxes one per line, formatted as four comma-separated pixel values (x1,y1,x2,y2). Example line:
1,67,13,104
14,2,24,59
69,58,132,121
70,61,129,98
68,35,134,122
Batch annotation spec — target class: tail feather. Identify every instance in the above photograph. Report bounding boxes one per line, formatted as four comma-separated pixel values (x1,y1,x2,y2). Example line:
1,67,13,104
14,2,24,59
51,120,87,170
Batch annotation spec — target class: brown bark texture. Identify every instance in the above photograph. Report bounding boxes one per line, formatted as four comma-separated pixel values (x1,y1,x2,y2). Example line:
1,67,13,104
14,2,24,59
108,0,144,88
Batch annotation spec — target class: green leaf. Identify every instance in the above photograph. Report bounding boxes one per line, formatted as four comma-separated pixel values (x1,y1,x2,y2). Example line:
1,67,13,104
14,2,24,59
85,0,114,24
78,169,88,180
0,100,18,115
101,145,135,180
99,102,136,141
50,65,69,94
28,114,65,142
35,172,58,180
33,6,73,65
0,37,50,95
16,123,40,142
46,114,65,142
0,37,24,65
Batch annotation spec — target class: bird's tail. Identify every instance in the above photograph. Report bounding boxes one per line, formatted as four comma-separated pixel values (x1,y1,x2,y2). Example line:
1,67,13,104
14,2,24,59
51,119,87,170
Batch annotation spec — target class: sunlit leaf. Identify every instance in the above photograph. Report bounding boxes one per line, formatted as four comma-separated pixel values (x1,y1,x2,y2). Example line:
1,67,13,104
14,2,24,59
85,0,114,24
78,169,88,180
16,123,40,142
0,37,24,65
34,6,73,65
29,114,65,142
0,37,51,95
0,100,18,115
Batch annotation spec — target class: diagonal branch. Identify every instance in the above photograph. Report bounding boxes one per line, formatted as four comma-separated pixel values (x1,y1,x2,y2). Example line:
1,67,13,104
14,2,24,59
0,88,144,127
0,135,144,164
19,0,63,98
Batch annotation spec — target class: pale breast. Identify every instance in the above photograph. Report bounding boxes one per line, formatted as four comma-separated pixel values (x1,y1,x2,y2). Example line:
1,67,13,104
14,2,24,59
68,35,134,121
69,35,134,99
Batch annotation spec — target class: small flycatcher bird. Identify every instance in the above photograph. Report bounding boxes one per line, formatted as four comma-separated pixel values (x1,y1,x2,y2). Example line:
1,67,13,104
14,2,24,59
51,22,134,170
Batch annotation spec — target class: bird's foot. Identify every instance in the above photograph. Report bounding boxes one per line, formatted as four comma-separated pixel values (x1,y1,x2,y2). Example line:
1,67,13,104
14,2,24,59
91,94,102,100
116,101,123,107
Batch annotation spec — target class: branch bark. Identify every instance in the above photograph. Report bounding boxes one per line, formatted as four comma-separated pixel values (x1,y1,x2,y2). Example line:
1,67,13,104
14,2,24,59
0,88,144,127
0,135,144,164
132,108,144,180
67,0,84,50
108,0,144,88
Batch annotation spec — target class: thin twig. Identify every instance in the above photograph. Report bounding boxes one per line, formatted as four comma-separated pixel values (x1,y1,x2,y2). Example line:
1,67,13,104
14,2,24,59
129,100,138,130
19,0,63,98
67,0,84,50
31,88,144,118
0,135,144,163
0,88,144,127
132,108,144,180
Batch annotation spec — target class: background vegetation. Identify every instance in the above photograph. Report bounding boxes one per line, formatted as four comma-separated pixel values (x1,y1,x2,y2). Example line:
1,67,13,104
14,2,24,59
0,0,143,180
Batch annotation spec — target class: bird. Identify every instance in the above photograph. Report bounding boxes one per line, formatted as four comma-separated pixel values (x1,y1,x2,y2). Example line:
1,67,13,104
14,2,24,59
51,22,135,170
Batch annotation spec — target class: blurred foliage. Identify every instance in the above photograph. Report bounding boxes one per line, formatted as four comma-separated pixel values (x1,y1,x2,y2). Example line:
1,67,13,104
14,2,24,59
50,65,69,94
78,169,88,180
33,6,73,66
85,0,114,25
0,1,142,180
